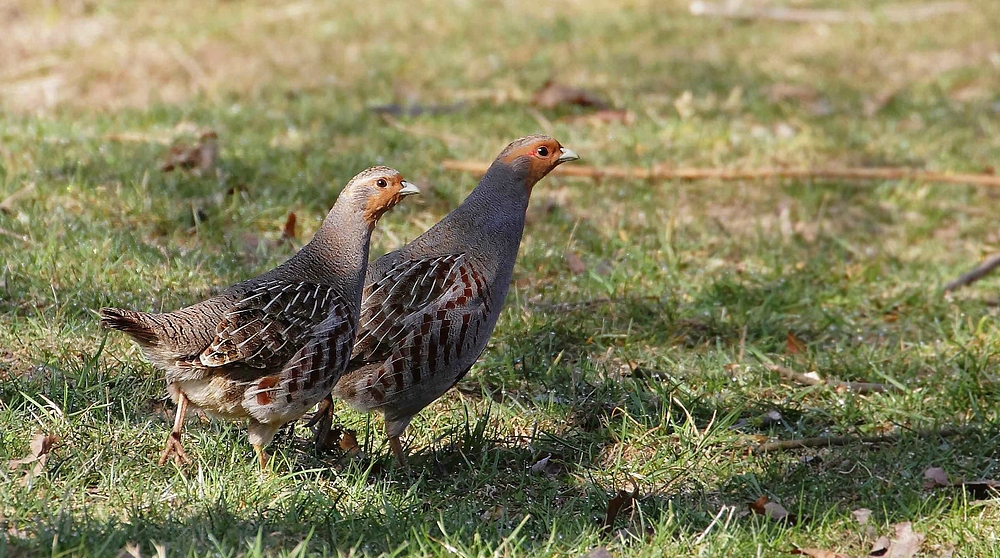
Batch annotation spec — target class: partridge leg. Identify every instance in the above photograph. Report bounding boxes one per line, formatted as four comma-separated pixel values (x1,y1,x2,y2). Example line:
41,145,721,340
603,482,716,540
248,420,281,471
388,436,407,467
253,444,270,470
305,395,335,452
158,393,193,466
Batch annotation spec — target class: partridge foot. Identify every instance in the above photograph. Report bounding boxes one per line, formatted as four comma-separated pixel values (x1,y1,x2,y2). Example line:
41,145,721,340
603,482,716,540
158,432,192,466
389,436,407,467
253,444,270,470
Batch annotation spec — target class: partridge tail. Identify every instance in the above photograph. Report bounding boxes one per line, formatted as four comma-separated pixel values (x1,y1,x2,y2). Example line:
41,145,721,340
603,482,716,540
99,307,161,345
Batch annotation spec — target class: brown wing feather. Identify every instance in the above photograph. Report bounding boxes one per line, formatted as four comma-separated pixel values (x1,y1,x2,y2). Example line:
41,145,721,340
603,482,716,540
199,280,341,370
353,254,466,362
340,257,493,411
243,299,357,421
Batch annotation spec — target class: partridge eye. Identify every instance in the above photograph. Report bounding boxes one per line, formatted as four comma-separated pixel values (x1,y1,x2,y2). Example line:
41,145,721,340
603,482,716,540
536,146,549,157
376,179,388,188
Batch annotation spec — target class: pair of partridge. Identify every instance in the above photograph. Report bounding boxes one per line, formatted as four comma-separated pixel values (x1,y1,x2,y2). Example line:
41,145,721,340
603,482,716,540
310,134,579,464
101,167,419,467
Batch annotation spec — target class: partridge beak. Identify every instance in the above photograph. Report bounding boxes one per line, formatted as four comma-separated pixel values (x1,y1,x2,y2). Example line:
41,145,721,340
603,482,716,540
399,181,421,197
557,147,579,163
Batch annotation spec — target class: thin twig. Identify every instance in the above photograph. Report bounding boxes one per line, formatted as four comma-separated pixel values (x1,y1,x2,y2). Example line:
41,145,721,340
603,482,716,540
755,426,963,453
688,1,969,24
764,362,896,394
0,227,33,244
441,160,1000,188
0,182,36,214
944,254,1000,292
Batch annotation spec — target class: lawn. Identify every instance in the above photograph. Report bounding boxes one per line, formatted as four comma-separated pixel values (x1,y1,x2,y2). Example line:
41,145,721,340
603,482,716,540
2,0,1000,556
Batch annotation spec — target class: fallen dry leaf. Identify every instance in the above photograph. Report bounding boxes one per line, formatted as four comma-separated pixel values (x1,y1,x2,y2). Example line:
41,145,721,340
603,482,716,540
532,80,609,110
603,490,635,532
749,495,791,523
7,432,56,470
920,466,1000,499
0,181,36,215
791,546,848,558
768,83,820,104
786,331,807,354
852,508,872,526
160,130,218,174
580,548,613,558
923,467,950,489
870,522,924,558
281,212,297,240
480,505,505,521
870,535,891,556
529,454,557,476
565,251,587,275
115,542,142,558
340,429,360,456
8,432,57,484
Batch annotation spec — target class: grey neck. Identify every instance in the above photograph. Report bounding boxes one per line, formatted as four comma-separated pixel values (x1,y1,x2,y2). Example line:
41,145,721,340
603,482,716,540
416,160,531,276
272,198,371,309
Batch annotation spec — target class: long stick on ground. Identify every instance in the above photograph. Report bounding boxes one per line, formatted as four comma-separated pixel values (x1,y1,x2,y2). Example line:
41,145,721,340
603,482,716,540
764,362,897,394
688,1,969,24
441,161,1000,188
755,426,963,453
943,254,1000,292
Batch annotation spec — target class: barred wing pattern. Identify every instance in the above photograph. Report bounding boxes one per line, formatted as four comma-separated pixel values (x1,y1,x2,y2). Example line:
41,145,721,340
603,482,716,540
350,254,494,408
353,254,465,362
244,301,357,420
199,280,343,370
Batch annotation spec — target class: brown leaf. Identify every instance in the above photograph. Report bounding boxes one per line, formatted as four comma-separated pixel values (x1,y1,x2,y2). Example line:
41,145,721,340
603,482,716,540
480,505,505,521
603,490,635,532
115,542,142,558
160,130,218,174
532,80,609,110
748,495,791,523
870,522,923,558
581,548,613,558
890,522,924,558
565,251,587,275
340,429,360,456
870,535,891,556
786,332,807,354
281,212,297,240
923,466,950,489
791,547,848,558
7,433,56,472
852,508,872,526
768,83,820,104
529,453,561,476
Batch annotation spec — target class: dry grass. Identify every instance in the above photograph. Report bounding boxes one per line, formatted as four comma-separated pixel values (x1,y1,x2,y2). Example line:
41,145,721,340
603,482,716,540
2,0,997,114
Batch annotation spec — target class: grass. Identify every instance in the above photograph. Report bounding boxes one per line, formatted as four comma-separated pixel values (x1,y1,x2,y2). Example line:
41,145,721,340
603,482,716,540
2,0,1000,555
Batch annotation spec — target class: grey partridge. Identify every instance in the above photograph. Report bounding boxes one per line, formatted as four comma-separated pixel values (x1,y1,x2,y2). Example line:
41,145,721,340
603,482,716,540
310,135,578,464
100,167,419,467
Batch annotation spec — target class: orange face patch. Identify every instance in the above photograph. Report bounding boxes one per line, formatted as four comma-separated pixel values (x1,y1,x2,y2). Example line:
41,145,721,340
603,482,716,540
362,176,408,226
499,138,565,189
